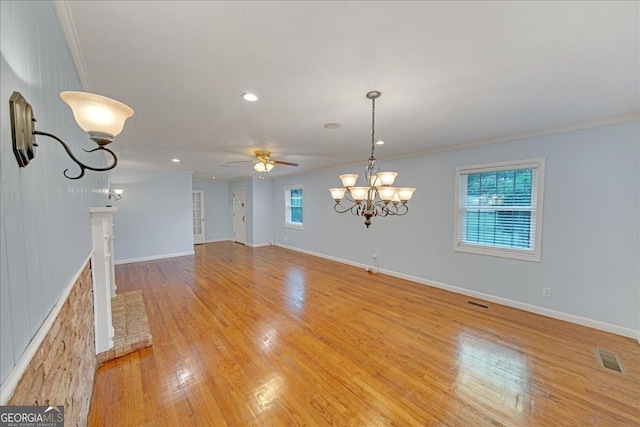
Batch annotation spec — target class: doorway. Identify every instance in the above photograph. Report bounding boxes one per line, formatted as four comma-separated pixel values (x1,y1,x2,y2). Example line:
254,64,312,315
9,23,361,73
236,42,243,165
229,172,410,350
192,190,205,244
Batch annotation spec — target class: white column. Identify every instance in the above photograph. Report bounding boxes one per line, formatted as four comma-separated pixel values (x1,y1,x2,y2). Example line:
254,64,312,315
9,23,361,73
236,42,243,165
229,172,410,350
90,207,117,354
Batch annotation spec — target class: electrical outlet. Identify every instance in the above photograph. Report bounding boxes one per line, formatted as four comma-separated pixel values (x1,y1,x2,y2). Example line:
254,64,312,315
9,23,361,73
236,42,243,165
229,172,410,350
543,287,551,298
372,253,378,259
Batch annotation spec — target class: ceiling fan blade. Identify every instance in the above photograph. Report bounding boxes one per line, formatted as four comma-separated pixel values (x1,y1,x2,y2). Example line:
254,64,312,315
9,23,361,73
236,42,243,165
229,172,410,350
273,161,299,167
226,160,256,164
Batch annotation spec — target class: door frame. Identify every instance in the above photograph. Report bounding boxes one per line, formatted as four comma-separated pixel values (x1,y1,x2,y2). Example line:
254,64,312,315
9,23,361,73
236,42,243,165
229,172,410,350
192,190,205,244
232,187,246,245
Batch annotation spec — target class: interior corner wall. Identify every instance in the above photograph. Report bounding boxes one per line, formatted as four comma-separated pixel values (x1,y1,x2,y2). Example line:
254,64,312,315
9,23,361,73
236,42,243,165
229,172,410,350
109,168,194,263
192,180,232,242
252,178,274,245
272,121,640,332
0,0,108,385
229,178,274,246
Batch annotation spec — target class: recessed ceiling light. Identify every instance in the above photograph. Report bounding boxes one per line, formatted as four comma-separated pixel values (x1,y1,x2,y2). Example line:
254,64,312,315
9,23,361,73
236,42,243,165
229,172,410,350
172,158,180,163
375,140,385,145
212,177,216,180
242,93,258,102
324,123,341,130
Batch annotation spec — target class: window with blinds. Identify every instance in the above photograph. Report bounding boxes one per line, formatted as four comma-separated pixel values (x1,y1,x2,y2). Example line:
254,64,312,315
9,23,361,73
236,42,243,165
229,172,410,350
285,185,304,230
454,158,545,261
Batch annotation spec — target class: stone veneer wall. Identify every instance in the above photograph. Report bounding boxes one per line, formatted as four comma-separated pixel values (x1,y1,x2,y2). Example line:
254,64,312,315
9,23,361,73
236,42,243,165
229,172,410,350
8,262,96,427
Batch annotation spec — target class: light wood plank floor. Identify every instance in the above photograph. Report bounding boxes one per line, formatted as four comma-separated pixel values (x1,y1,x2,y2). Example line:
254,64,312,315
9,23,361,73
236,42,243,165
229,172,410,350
89,242,639,426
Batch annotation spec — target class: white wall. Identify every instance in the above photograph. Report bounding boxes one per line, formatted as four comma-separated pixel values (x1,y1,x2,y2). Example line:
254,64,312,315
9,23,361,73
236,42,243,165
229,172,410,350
0,1,108,383
109,168,194,263
192,180,231,241
273,121,640,332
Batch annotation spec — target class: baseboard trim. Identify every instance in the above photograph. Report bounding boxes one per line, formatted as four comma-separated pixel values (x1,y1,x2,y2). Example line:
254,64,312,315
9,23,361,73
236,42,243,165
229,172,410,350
0,251,93,404
204,238,231,243
246,243,272,248
275,244,638,340
114,251,195,265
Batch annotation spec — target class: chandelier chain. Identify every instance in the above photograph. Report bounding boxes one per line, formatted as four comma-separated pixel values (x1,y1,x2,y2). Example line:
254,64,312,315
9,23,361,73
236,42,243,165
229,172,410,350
370,97,376,158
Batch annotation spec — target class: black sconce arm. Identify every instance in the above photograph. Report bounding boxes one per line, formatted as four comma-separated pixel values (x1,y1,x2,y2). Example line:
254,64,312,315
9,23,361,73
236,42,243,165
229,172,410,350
32,130,118,180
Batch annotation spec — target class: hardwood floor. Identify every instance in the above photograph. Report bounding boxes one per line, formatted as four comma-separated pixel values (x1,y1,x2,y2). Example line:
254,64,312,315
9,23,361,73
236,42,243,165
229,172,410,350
89,242,639,426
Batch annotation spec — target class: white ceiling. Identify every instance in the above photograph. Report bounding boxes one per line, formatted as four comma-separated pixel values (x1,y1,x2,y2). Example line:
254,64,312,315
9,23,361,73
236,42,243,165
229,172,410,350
58,1,639,181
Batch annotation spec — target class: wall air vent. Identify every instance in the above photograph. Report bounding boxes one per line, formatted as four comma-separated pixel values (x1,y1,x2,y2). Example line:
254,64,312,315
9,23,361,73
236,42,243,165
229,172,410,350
595,349,625,374
466,300,489,310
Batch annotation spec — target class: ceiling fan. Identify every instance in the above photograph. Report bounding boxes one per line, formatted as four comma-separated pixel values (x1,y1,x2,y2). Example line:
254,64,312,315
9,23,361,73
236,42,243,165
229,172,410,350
226,150,298,172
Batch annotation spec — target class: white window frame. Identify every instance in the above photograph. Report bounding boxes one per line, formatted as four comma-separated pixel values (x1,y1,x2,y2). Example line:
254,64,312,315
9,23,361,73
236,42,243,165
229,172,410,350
284,185,304,230
453,158,545,262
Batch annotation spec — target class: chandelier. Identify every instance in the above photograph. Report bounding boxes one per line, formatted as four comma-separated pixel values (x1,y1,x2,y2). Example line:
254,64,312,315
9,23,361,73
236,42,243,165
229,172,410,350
329,91,416,228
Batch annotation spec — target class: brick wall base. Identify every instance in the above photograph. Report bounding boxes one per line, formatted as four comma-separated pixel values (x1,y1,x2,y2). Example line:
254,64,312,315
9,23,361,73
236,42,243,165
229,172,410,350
8,261,96,427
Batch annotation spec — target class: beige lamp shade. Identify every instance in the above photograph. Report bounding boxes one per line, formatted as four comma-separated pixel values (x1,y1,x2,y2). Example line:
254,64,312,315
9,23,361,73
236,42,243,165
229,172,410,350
377,186,398,201
349,187,369,201
60,91,133,137
329,187,347,200
376,172,398,186
339,174,358,187
397,187,416,201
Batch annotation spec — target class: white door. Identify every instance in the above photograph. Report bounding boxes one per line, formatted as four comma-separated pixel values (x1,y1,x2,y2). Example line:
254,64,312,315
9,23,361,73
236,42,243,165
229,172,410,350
193,190,205,244
233,188,246,244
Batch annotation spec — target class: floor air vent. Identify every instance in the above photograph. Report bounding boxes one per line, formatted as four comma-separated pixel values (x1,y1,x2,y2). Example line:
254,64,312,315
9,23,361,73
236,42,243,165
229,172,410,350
466,300,489,310
595,349,625,374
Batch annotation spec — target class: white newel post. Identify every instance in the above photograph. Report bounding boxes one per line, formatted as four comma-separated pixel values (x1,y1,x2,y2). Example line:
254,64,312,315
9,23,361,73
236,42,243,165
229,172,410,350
90,207,117,354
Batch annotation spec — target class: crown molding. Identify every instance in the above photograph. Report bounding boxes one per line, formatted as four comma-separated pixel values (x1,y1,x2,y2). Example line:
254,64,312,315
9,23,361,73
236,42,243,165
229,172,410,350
53,0,92,91
115,165,194,175
383,113,640,163
278,113,640,180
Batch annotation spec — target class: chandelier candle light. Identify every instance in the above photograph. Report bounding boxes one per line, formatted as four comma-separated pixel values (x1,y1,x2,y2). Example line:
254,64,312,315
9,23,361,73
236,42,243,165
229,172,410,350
329,91,415,228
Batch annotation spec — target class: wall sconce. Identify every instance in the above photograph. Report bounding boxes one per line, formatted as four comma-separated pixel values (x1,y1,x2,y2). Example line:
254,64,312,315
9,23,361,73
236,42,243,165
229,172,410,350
109,188,124,201
10,91,134,180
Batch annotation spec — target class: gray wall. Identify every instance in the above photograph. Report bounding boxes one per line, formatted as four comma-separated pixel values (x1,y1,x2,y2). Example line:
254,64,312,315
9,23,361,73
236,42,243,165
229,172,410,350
253,178,274,245
0,1,108,383
109,168,194,262
192,180,231,241
273,122,639,331
229,178,274,246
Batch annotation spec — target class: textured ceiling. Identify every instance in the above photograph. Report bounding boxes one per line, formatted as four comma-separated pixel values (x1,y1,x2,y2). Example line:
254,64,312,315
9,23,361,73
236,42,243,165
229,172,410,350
58,1,639,180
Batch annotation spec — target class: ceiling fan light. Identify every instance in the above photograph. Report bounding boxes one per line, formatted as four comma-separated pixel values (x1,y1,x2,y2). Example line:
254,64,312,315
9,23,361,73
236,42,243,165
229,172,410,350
254,162,266,172
265,161,275,172
339,174,358,187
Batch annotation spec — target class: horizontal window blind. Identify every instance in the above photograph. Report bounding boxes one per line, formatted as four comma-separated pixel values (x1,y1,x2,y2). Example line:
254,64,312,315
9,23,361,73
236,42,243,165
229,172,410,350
457,161,542,255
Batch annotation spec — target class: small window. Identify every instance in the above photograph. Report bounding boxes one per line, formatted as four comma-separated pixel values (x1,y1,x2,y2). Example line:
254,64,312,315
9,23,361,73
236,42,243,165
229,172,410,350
285,185,304,230
454,158,545,261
